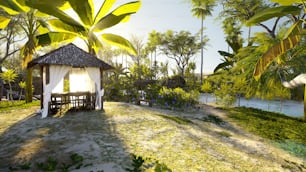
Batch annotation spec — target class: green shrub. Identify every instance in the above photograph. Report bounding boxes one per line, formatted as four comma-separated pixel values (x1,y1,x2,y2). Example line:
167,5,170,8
156,87,199,109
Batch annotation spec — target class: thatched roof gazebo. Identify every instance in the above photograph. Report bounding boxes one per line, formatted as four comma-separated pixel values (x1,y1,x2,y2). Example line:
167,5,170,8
28,43,113,118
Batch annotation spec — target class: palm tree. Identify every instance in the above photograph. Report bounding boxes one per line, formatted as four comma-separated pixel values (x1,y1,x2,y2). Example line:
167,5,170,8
27,0,141,56
0,1,53,103
190,0,215,84
0,69,17,100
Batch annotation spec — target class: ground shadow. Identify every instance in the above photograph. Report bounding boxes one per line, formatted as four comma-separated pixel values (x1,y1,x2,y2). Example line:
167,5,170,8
0,108,132,171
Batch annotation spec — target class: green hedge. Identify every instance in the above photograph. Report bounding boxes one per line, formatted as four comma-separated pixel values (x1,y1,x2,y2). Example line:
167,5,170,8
156,87,199,109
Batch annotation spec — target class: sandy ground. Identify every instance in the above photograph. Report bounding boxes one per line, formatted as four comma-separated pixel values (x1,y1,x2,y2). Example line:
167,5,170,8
0,102,305,172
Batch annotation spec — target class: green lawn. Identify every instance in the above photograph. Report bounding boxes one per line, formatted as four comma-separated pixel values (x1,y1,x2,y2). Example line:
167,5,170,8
227,107,306,158
0,100,40,113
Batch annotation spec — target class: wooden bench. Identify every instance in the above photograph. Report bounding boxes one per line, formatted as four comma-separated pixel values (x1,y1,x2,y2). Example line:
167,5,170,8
50,91,96,114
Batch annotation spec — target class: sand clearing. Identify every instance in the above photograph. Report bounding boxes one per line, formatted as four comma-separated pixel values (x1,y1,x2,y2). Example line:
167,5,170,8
0,102,304,171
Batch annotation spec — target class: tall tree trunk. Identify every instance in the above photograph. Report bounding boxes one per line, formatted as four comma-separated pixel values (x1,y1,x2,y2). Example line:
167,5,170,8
8,82,13,100
248,26,252,45
25,68,33,103
200,13,204,85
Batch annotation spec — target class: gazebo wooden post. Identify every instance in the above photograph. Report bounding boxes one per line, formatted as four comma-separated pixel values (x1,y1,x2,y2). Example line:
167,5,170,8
40,66,44,109
100,68,104,111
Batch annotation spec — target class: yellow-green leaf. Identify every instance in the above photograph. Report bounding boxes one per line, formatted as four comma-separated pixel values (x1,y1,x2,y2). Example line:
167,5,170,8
93,13,133,32
88,32,103,54
48,19,86,36
271,0,304,5
253,34,301,80
36,32,77,47
15,0,30,11
101,33,137,56
0,0,27,14
67,0,94,27
284,20,303,38
246,6,301,26
0,5,19,15
111,1,141,16
25,0,82,27
94,0,116,24
0,16,11,29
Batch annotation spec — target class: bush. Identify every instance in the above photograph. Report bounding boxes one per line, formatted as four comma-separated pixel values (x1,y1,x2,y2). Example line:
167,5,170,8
156,87,199,109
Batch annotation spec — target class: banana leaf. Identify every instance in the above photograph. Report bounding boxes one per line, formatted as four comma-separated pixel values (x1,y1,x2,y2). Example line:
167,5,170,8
67,0,94,27
94,0,116,23
253,21,303,80
25,0,82,27
48,19,86,36
0,16,11,29
101,33,137,55
93,13,133,32
272,0,304,5
111,1,141,16
0,0,27,14
95,1,140,24
246,6,301,26
36,32,77,47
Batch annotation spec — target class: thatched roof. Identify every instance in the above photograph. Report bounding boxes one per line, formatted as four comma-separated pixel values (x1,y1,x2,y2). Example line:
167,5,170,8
28,43,113,70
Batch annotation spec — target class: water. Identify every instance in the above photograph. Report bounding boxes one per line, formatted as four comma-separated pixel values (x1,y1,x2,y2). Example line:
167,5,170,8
199,94,304,118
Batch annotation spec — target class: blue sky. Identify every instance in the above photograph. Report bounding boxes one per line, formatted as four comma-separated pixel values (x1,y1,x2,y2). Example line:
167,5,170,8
108,0,229,74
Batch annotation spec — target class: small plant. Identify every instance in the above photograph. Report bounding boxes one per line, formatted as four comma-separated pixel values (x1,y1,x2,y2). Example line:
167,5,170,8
126,154,145,172
59,163,72,172
70,153,83,164
202,115,225,125
217,131,232,138
154,161,172,172
8,162,31,171
157,114,192,125
36,157,58,171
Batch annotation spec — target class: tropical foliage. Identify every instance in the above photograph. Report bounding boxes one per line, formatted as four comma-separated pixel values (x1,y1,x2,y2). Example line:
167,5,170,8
157,87,199,109
246,5,304,80
148,30,207,78
246,0,306,119
27,0,141,55
0,69,17,100
0,0,51,102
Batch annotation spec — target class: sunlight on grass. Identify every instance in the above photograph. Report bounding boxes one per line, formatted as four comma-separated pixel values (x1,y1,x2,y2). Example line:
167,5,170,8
0,101,39,135
0,101,40,113
227,107,306,158
156,114,192,125
104,102,303,171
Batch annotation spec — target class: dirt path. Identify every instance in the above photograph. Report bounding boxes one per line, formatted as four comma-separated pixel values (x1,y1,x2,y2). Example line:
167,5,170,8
0,102,304,171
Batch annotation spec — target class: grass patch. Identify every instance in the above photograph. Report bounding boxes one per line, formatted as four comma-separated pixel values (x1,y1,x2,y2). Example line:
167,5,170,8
201,115,225,125
156,114,192,125
0,101,39,113
216,131,232,138
227,107,306,158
